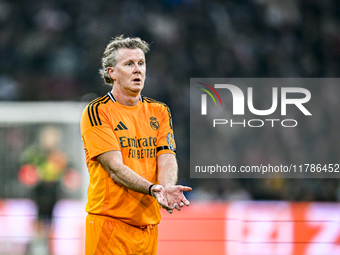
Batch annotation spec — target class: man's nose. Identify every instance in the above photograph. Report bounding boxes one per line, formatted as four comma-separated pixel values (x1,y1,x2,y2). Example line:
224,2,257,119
134,64,142,73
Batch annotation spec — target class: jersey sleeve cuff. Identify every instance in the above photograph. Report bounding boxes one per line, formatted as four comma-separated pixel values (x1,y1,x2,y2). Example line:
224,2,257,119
156,146,176,157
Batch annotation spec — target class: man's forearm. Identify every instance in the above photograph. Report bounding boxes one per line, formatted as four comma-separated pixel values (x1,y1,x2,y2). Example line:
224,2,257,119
97,151,152,195
157,153,192,213
97,150,175,211
157,153,178,188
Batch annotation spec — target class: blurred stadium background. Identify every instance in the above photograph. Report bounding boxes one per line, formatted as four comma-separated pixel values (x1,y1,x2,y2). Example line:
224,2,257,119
0,0,340,254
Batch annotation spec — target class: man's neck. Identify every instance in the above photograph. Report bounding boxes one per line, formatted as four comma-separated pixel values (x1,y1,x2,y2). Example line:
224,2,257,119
111,87,141,106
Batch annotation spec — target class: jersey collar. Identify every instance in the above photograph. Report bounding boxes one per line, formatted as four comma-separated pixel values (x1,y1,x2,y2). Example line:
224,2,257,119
107,92,143,103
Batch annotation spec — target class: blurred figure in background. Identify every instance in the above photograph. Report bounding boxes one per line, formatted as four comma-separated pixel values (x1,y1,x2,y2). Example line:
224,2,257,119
18,125,68,255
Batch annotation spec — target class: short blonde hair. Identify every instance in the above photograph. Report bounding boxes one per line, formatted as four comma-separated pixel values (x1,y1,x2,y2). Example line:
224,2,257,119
99,35,150,84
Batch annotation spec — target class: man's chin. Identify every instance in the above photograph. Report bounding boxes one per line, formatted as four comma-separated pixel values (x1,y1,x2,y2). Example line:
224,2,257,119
130,85,144,94
128,88,143,96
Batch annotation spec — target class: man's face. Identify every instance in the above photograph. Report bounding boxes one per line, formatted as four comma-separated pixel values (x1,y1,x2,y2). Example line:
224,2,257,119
108,48,146,96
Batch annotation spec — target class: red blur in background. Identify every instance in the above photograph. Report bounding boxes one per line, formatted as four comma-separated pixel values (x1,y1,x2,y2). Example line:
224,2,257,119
0,200,339,255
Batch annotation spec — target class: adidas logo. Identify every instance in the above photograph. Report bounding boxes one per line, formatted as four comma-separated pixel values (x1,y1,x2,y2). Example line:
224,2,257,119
114,121,128,131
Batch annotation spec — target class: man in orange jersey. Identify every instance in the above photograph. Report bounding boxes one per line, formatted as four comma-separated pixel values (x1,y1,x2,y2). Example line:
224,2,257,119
80,35,192,255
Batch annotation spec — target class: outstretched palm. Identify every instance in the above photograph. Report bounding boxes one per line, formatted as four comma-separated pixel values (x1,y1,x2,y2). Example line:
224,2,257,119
164,185,192,212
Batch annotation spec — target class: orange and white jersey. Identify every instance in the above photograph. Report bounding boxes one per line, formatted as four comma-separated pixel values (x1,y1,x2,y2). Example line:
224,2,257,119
80,92,176,226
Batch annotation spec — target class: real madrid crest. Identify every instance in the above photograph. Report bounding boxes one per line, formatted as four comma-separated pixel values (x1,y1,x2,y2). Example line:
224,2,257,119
149,116,159,131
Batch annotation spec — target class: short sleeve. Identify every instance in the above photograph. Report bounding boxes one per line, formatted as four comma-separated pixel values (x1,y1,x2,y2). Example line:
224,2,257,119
156,104,176,156
81,105,120,161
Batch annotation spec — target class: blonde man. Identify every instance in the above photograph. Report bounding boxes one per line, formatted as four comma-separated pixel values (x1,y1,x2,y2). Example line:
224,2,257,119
81,35,191,255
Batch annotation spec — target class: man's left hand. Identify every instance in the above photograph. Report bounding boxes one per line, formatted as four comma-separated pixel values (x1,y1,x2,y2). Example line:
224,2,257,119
164,185,192,213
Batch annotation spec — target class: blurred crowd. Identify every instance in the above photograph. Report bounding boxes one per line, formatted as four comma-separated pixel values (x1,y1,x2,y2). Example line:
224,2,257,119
1,0,340,201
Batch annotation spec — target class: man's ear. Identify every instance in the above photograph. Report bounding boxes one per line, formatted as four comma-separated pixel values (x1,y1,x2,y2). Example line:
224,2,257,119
107,67,115,80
